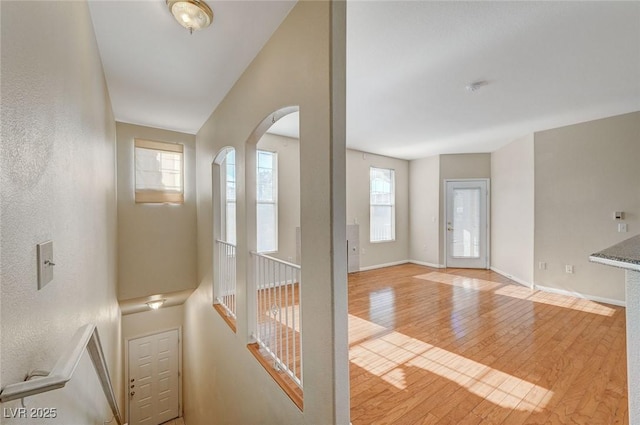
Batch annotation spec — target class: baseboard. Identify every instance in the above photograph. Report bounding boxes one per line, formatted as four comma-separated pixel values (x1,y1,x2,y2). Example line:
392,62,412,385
409,260,445,269
359,259,446,271
490,267,533,289
359,260,410,272
533,284,626,307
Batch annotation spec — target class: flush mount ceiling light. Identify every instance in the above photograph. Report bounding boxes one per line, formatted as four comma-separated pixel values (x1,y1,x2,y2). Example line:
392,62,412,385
147,299,166,310
167,0,213,34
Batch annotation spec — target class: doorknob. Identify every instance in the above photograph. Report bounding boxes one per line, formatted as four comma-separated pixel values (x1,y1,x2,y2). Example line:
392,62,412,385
447,226,454,231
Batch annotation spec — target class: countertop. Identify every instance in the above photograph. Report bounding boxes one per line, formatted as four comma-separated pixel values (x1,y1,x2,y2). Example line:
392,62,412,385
590,234,640,272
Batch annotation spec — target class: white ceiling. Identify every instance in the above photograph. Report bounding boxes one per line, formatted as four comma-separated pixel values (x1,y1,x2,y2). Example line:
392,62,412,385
90,1,640,160
88,0,296,135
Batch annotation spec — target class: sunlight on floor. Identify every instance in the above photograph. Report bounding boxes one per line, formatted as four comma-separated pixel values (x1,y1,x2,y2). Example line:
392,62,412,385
414,272,616,316
349,314,554,412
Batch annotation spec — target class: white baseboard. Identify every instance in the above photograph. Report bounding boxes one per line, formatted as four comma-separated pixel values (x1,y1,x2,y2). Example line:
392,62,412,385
533,284,626,307
359,260,410,272
490,268,625,306
490,267,533,289
409,260,445,269
359,260,446,272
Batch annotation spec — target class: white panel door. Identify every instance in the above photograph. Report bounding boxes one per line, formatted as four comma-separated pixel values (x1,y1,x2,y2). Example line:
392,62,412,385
129,329,179,425
445,180,489,269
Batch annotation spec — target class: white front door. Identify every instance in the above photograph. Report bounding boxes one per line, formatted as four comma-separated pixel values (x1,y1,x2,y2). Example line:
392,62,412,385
129,329,180,425
445,180,489,269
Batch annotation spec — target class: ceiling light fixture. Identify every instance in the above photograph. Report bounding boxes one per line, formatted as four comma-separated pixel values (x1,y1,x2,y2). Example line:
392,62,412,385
167,0,213,34
147,299,166,310
465,80,489,92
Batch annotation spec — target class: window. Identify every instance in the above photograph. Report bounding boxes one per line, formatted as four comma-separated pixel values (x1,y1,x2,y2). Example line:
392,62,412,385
135,139,183,203
223,149,236,245
370,167,395,242
257,150,277,253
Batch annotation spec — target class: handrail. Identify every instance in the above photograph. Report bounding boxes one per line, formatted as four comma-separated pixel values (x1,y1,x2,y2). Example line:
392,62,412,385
251,251,301,270
215,238,236,247
0,324,124,425
251,251,303,388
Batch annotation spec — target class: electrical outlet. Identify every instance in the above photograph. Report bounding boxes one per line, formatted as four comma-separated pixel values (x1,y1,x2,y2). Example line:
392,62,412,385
565,265,574,274
538,262,547,270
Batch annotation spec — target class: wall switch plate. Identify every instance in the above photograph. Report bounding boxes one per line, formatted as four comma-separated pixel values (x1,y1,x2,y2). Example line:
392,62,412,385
618,223,628,233
539,262,547,270
37,241,54,290
565,265,574,274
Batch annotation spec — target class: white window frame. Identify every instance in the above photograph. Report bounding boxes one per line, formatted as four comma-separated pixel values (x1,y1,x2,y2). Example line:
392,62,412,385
134,139,184,204
222,149,236,245
256,149,278,253
369,166,396,243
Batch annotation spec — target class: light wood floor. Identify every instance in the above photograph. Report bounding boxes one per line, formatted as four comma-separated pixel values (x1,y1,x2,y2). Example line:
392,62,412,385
348,264,628,425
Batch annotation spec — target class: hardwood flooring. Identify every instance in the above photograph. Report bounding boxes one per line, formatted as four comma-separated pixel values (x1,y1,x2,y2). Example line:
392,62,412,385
348,264,628,425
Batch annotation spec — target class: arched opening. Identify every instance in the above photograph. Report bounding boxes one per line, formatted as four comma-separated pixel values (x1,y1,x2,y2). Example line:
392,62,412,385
245,106,304,406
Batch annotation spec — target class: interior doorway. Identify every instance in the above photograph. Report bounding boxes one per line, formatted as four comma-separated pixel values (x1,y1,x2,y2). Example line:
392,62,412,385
445,179,490,268
127,328,181,425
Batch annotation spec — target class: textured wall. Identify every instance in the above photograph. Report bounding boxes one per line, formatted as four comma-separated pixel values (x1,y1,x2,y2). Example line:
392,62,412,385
115,122,197,301
491,135,535,286
346,149,409,269
184,2,348,424
534,112,640,302
1,1,121,422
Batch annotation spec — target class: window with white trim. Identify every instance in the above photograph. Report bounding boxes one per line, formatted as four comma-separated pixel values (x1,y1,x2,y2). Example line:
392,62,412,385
223,149,236,245
257,150,277,253
370,167,395,242
135,139,184,204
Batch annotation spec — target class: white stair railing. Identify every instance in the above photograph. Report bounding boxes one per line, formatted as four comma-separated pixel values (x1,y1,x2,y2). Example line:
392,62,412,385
215,239,237,319
0,324,124,425
252,252,303,389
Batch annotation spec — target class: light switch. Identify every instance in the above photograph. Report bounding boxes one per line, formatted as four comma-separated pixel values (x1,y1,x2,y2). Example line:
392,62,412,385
618,223,628,233
37,241,54,290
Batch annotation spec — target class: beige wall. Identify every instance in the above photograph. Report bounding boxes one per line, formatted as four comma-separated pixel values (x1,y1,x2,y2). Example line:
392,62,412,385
438,154,492,264
184,2,348,424
116,122,197,301
409,155,441,266
346,149,409,269
256,133,300,263
1,1,122,422
491,135,535,286
121,305,184,420
534,112,640,303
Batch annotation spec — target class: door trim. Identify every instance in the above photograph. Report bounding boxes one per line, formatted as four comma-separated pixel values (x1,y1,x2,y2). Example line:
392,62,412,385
124,326,183,425
443,179,490,269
